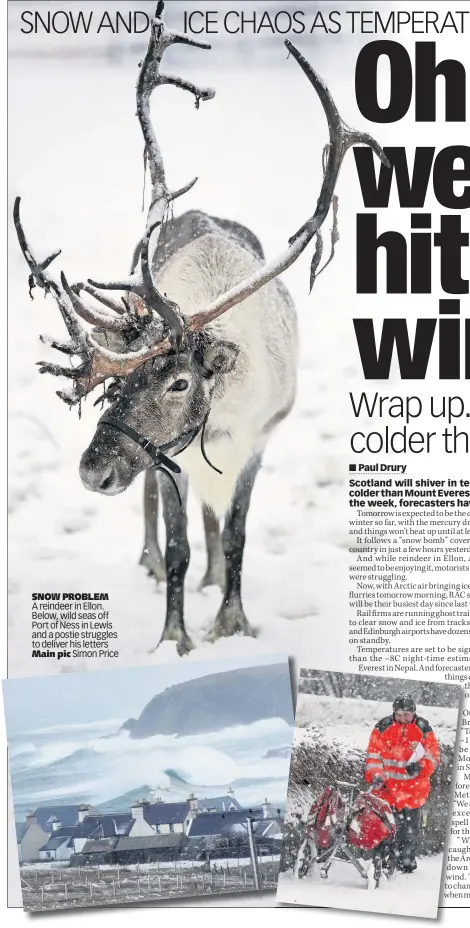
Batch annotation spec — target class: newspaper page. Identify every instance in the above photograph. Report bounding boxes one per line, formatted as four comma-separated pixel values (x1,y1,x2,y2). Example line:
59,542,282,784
5,0,470,920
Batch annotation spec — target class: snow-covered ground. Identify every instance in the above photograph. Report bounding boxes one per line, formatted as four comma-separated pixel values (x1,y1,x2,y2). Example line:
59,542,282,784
8,43,365,679
277,854,444,919
22,856,280,873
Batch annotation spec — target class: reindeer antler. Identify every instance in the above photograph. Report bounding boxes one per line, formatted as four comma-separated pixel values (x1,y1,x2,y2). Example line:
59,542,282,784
13,1,215,405
187,42,391,331
87,6,215,345
14,196,162,404
14,2,390,407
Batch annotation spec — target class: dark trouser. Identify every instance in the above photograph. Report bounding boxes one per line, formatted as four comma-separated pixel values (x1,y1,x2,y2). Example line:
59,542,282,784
392,807,422,871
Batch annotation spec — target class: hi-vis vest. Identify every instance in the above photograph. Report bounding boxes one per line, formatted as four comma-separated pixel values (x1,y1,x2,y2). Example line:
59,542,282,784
364,715,440,811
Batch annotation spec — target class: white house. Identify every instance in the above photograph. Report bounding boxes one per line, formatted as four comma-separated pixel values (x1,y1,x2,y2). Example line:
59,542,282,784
17,812,50,864
37,817,75,862
128,792,242,838
38,836,74,862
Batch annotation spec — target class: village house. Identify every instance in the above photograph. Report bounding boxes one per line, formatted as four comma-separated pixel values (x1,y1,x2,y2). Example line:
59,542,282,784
70,812,134,853
38,834,74,863
17,805,92,863
72,833,185,866
128,798,189,837
38,818,76,862
16,790,277,866
186,800,283,854
186,808,263,845
128,792,241,838
197,789,241,814
198,800,239,814
36,808,133,860
16,813,49,864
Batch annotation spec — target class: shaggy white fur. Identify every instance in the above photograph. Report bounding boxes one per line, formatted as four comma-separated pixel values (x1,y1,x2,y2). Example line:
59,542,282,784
156,233,298,515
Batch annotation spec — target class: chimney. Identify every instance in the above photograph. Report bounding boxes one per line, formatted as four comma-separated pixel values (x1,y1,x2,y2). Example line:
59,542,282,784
25,811,37,827
132,799,149,819
187,793,198,812
228,787,235,798
153,797,163,804
51,817,62,833
78,804,91,823
262,798,274,820
184,794,199,832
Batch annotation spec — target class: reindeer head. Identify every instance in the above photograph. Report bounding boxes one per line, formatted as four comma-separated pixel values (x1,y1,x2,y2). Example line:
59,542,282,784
79,329,238,495
14,1,390,499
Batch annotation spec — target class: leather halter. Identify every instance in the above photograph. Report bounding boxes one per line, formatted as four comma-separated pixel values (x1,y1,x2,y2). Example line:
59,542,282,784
100,411,221,505
100,416,203,505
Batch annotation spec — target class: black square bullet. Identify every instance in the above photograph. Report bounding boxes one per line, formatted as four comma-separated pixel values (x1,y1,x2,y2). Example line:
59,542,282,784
349,464,356,472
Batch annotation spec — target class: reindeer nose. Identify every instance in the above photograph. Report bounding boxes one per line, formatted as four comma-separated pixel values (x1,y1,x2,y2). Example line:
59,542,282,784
98,467,115,493
79,458,117,494
97,466,117,493
79,442,127,495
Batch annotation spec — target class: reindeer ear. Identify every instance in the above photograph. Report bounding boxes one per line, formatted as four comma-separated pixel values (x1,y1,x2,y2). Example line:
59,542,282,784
202,340,239,375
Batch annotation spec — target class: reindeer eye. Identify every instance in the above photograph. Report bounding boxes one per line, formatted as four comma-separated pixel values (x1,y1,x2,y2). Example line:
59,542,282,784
168,378,189,393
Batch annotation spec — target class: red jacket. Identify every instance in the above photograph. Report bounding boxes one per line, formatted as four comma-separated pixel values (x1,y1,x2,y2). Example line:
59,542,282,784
364,715,440,811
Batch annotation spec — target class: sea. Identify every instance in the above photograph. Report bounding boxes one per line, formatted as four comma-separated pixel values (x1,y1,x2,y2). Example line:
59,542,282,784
9,716,293,821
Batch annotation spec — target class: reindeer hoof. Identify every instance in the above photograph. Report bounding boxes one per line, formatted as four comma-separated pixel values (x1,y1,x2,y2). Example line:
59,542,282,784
156,626,195,657
208,602,257,641
139,546,166,584
197,565,225,592
175,632,195,657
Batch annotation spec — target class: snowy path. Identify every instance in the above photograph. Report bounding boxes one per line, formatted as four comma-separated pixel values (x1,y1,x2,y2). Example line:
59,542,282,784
277,855,444,918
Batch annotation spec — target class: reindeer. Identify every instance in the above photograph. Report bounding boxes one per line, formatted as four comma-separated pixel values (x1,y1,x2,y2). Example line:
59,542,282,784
13,3,389,655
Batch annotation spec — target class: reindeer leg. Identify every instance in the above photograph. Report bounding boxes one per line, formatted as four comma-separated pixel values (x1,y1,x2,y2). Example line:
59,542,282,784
198,505,225,591
156,470,194,656
208,453,261,641
139,469,166,584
